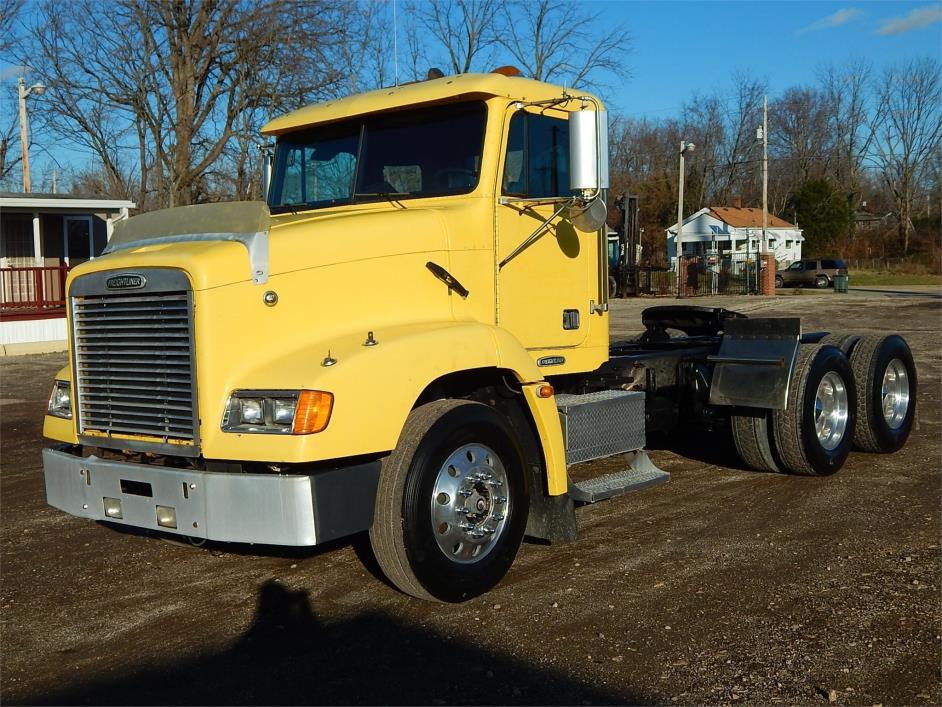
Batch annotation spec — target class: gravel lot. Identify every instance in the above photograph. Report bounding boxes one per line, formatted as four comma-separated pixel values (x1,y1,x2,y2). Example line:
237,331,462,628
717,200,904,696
2,290,939,705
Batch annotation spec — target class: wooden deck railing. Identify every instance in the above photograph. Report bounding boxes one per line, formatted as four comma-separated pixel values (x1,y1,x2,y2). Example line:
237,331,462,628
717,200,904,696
0,266,71,320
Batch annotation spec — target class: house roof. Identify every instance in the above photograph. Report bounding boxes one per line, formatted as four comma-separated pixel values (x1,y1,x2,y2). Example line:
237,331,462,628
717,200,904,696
0,193,136,211
709,207,794,228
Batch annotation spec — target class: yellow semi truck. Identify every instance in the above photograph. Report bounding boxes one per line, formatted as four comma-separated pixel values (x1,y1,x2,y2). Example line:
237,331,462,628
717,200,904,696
42,72,917,602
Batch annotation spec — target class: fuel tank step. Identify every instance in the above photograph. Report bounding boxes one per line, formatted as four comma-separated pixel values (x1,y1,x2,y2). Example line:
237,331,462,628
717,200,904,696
555,390,646,465
568,450,669,504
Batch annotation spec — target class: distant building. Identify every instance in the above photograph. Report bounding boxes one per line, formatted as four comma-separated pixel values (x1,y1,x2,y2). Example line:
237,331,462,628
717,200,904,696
666,206,804,265
0,193,135,268
0,193,136,351
854,210,893,232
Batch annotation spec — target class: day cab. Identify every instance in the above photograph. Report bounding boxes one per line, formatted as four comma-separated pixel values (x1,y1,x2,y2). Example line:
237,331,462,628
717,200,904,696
41,72,614,601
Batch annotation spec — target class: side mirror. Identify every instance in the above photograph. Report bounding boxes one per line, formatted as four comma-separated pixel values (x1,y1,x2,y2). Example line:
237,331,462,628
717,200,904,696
261,146,274,200
569,108,609,194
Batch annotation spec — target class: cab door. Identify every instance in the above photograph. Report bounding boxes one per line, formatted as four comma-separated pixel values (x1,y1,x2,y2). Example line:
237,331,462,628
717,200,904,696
495,108,596,351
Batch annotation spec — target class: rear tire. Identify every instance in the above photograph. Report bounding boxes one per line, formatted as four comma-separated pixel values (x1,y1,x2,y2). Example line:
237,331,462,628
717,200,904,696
773,344,856,475
818,332,861,355
815,275,829,289
369,399,529,602
850,334,917,453
732,411,782,473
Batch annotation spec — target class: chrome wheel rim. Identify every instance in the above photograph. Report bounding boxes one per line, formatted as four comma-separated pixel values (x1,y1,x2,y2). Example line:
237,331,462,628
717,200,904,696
814,371,849,450
881,358,910,429
430,443,509,564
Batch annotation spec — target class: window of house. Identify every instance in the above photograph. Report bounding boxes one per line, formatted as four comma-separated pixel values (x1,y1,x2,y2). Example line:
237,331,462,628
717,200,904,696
502,112,571,198
0,214,34,259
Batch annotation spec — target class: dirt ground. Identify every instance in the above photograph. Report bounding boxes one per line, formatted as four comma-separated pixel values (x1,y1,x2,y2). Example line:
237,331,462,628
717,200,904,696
2,290,940,706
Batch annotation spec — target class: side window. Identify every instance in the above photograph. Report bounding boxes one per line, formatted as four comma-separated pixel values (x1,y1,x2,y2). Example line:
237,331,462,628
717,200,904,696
803,260,817,270
788,261,802,271
502,112,571,198
821,259,836,269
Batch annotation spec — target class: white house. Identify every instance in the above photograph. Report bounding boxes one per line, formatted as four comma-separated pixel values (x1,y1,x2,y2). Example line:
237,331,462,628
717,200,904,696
1,193,136,352
666,206,803,266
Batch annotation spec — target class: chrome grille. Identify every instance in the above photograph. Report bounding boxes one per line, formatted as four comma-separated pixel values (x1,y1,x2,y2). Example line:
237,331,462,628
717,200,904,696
72,289,198,446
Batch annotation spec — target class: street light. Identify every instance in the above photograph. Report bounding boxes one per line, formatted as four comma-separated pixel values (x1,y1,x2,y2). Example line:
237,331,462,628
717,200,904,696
676,140,695,296
18,78,47,194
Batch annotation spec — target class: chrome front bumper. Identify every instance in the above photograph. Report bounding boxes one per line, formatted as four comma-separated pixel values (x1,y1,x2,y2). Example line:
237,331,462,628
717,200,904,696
42,447,380,546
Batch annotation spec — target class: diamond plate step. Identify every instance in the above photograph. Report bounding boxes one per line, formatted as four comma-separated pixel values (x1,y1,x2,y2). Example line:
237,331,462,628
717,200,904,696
556,390,646,465
569,450,669,504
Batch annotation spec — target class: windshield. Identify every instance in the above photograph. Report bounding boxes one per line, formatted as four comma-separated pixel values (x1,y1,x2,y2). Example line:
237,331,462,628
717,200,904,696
268,101,487,213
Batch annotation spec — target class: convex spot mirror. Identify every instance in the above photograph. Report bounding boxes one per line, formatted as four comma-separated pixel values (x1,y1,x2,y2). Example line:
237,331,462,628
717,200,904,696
570,197,607,233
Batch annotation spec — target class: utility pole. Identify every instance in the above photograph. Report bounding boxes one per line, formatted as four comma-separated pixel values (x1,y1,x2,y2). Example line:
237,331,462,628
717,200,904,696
17,77,46,194
18,78,32,193
762,95,768,256
676,141,695,296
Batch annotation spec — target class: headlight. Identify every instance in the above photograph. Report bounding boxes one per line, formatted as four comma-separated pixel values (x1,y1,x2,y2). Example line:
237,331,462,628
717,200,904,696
222,390,333,435
47,380,72,419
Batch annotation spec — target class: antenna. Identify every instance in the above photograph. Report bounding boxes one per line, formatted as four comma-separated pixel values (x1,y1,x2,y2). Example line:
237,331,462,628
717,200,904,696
393,0,400,87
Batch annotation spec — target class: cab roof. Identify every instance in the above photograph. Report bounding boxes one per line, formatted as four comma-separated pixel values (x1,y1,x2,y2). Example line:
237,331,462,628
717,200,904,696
261,72,600,136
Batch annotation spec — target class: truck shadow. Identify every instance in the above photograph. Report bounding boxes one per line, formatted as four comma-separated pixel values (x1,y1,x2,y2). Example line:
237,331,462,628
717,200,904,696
23,580,642,706
101,523,400,591
647,427,759,474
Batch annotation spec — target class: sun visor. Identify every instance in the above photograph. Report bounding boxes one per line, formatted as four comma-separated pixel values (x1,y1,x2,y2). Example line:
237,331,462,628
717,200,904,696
105,201,271,284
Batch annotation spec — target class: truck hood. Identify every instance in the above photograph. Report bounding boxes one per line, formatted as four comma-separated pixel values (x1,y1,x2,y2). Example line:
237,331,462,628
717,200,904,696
70,201,450,291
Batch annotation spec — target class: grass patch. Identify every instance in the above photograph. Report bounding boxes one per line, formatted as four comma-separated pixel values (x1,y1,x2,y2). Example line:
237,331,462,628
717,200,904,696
850,270,942,286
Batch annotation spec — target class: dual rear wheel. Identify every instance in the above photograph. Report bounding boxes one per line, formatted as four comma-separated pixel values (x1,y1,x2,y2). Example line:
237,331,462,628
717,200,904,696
732,335,917,474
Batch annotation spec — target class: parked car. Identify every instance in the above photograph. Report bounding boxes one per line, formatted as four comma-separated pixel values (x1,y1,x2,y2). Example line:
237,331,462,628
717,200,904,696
775,258,848,289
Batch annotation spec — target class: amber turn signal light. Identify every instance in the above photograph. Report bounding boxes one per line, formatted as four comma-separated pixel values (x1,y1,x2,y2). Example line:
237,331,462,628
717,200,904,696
537,384,554,399
293,391,334,434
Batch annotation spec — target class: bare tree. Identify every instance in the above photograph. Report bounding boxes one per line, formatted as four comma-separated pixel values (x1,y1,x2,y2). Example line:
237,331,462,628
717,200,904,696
681,94,725,209
817,59,874,239
770,87,832,184
869,57,942,253
0,0,26,184
22,0,345,209
708,73,766,206
413,0,501,75
498,0,630,89
0,0,22,54
334,1,395,94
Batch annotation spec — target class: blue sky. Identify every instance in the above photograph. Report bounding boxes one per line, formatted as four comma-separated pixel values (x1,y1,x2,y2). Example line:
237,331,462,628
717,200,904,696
4,0,941,188
600,0,942,116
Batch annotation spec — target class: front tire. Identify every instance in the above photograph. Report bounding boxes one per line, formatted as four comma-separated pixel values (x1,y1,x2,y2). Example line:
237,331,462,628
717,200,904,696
773,344,856,475
369,400,529,602
775,275,784,289
850,335,917,453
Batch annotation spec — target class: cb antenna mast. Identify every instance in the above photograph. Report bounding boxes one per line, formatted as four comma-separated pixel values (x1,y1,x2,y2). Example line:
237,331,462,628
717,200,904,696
393,0,400,86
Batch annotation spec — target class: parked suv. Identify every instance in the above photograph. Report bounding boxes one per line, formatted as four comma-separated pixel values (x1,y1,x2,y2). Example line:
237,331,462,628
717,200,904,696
776,258,848,289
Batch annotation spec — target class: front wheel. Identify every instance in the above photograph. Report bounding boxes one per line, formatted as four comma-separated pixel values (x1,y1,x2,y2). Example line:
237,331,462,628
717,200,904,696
775,275,784,289
369,400,529,602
